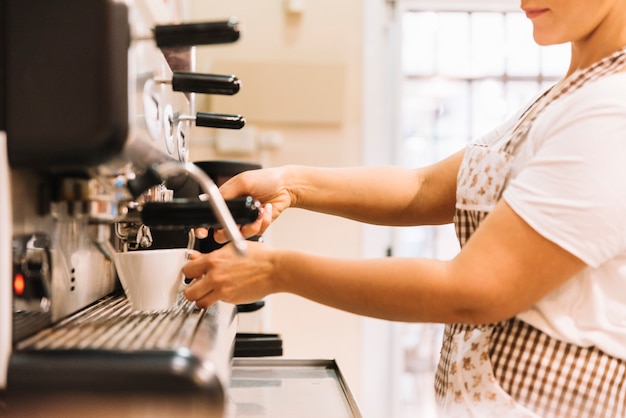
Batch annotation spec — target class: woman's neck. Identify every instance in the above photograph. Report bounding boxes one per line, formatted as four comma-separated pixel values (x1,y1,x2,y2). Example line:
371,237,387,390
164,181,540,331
566,5,626,77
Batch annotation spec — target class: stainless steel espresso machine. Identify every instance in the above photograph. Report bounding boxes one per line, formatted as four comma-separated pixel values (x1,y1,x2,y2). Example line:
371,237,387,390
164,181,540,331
0,1,260,416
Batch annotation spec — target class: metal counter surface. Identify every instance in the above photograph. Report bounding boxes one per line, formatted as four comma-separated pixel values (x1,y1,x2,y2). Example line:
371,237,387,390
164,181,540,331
228,359,362,418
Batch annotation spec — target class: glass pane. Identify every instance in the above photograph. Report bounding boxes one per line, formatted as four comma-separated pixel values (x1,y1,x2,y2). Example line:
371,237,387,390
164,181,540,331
471,80,507,139
435,80,470,144
396,226,433,258
506,80,543,111
470,13,505,76
402,12,438,75
541,43,570,76
401,81,439,161
505,13,539,75
437,13,470,76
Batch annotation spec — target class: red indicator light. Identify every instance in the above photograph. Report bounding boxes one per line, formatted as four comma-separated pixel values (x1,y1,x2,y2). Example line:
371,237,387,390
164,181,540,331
14,273,25,296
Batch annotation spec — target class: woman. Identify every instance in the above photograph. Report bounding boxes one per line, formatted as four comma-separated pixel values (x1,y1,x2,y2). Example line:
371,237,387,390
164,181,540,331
183,0,626,416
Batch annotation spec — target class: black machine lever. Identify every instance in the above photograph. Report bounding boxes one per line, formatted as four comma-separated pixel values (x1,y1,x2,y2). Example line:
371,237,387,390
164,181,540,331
170,72,241,95
153,18,241,48
179,112,246,130
196,112,245,129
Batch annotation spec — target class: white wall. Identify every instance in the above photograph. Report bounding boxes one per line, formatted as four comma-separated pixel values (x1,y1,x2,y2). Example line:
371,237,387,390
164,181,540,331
187,0,371,409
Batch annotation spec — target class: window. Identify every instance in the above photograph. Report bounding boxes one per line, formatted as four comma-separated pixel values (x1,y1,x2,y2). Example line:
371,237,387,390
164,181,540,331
396,9,569,259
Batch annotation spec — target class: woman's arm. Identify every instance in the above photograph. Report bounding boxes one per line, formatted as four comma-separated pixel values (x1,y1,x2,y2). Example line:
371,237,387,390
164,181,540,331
219,150,463,228
287,150,462,226
271,198,586,323
184,197,586,324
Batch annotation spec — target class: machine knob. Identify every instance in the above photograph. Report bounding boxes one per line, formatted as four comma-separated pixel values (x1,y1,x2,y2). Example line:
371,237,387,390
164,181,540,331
171,72,241,95
196,112,245,129
126,167,163,199
153,18,240,48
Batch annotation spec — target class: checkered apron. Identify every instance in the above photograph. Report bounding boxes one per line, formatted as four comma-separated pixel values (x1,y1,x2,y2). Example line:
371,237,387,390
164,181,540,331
434,48,626,418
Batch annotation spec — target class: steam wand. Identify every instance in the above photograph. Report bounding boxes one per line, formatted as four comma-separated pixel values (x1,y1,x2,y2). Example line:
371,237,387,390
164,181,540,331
153,161,248,256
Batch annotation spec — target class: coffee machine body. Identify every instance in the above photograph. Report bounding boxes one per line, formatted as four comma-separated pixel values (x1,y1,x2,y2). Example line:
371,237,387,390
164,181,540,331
3,0,194,334
0,1,247,415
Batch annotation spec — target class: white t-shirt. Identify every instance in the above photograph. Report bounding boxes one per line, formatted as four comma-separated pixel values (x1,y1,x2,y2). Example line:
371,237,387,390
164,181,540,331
489,72,626,360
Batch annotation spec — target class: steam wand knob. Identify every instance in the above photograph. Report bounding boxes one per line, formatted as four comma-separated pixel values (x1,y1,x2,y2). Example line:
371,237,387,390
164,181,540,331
135,18,241,48
156,72,241,96
153,18,241,48
179,112,246,130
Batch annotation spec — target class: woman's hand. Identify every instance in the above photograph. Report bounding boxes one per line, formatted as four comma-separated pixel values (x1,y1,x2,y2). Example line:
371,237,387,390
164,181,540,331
211,166,293,243
193,202,273,241
182,244,278,308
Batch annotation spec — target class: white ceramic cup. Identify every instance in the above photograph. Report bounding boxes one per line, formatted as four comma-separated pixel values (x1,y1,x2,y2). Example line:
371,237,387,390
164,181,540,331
113,248,189,312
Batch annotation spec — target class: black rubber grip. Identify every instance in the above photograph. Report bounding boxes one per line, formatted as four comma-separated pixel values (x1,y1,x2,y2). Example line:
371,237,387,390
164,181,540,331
141,196,260,229
126,166,163,199
153,19,240,48
172,72,240,95
195,112,245,129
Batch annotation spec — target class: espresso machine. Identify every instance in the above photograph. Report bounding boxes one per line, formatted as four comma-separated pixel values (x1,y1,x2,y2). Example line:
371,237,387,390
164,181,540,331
0,1,260,416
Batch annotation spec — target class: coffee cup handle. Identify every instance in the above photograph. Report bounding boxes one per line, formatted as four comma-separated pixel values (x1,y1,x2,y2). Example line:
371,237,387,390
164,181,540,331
178,251,194,292
180,276,195,292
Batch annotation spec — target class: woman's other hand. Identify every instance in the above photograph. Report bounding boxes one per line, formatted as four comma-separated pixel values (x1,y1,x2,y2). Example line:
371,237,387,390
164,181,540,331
182,243,278,308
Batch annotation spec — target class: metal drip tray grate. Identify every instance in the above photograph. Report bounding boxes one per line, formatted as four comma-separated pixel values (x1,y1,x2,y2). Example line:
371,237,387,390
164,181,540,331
17,293,212,352
8,294,237,418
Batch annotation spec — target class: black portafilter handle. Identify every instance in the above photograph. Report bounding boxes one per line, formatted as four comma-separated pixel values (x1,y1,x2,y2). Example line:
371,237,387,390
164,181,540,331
172,72,241,95
195,112,246,129
141,196,260,229
153,18,240,48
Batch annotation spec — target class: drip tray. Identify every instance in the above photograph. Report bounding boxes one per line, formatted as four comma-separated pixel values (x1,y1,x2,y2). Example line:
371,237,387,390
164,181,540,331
228,359,362,418
16,293,215,351
6,294,237,418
